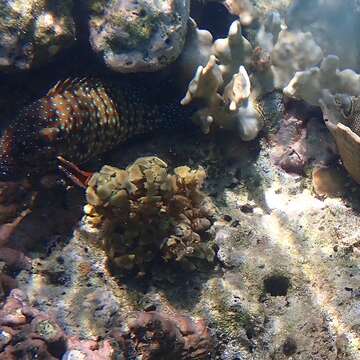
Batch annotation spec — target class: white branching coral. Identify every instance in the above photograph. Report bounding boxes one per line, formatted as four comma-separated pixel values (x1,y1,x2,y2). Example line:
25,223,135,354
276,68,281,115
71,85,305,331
284,55,360,106
181,19,266,141
271,30,323,89
211,20,253,83
224,65,251,111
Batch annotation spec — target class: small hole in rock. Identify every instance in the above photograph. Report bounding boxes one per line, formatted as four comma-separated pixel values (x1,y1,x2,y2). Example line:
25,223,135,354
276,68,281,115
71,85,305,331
263,275,290,296
283,337,297,356
246,327,256,339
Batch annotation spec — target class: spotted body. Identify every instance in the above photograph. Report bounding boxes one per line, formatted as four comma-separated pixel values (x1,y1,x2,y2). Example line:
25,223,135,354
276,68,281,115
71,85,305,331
0,78,193,179
332,93,360,136
342,96,360,136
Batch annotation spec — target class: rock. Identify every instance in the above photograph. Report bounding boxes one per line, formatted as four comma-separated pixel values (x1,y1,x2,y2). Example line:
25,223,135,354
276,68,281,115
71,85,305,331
312,166,347,197
64,338,116,360
0,0,76,72
87,0,190,73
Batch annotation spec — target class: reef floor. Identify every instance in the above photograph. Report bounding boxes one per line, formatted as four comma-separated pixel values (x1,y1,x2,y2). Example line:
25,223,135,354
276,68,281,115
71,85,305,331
1,111,360,359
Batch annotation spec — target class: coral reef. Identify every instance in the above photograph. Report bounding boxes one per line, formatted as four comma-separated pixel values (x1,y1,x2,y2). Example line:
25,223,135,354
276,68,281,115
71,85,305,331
1,119,359,359
81,156,215,274
282,55,360,183
222,0,291,26
275,1,360,184
0,287,213,359
87,0,190,72
175,18,214,88
1,1,360,359
0,0,75,71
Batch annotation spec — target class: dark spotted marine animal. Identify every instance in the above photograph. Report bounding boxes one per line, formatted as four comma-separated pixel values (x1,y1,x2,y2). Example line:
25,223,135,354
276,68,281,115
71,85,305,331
331,93,360,136
0,78,194,180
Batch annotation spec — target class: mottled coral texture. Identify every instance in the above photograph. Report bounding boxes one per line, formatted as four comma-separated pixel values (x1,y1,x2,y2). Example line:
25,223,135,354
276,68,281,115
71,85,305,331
81,156,215,274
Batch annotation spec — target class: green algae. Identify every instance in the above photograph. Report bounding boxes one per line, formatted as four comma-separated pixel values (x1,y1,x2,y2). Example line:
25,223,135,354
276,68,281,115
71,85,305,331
107,10,159,50
205,279,258,338
35,319,59,341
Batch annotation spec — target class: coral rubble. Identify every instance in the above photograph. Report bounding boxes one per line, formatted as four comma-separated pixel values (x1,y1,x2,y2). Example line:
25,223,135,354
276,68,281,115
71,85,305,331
81,157,215,273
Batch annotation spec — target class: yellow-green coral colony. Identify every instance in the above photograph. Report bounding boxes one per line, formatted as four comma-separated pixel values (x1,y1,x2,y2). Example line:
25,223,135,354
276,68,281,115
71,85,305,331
0,78,193,179
81,157,215,273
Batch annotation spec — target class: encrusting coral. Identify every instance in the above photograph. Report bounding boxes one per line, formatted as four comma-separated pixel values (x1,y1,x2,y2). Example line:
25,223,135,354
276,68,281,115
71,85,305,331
0,289,214,359
112,311,214,359
80,156,215,274
0,289,67,359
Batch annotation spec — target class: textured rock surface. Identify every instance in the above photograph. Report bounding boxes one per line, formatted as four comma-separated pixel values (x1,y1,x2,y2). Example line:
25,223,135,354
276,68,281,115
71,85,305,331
0,0,75,71
87,0,190,72
119,311,214,359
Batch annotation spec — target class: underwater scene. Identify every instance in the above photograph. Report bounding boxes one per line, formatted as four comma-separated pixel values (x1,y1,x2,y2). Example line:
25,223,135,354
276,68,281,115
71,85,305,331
0,0,359,359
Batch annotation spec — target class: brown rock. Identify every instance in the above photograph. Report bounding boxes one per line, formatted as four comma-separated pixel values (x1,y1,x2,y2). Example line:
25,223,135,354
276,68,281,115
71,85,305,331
312,166,347,197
